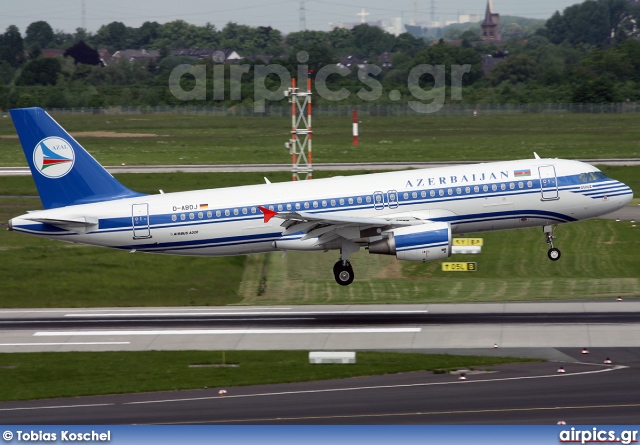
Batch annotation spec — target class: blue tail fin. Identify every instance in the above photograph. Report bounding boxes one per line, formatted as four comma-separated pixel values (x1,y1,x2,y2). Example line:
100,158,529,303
10,107,143,209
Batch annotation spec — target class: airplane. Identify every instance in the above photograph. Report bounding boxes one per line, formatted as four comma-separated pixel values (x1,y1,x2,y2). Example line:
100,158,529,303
7,107,634,286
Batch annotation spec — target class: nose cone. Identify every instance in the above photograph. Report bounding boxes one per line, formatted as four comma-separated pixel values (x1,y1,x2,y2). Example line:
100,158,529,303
619,181,634,207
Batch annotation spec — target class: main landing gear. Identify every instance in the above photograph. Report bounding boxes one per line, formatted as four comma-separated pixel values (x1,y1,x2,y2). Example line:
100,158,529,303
544,225,561,261
333,240,360,286
333,260,354,286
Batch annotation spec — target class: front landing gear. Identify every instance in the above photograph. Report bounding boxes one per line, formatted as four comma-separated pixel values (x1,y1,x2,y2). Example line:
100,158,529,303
333,260,354,286
544,225,561,261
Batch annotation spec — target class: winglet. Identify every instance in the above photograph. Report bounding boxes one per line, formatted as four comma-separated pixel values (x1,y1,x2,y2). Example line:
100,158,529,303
533,152,541,159
258,206,278,223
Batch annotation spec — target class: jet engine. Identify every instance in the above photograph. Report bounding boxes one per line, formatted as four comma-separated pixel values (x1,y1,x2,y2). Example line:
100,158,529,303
368,222,452,262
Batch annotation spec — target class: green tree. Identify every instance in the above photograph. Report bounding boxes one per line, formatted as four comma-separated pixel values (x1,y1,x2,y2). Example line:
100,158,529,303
16,58,62,86
0,26,25,67
16,93,38,108
25,21,54,50
327,27,354,54
392,33,426,57
92,22,131,51
413,43,482,86
486,54,539,86
351,24,395,59
571,76,619,103
544,0,636,46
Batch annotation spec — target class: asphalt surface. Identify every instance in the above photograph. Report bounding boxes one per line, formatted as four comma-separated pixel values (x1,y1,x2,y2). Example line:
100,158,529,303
1,302,639,424
0,349,638,425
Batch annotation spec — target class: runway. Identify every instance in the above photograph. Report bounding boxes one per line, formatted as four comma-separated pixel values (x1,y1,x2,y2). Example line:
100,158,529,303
1,302,640,424
1,302,640,353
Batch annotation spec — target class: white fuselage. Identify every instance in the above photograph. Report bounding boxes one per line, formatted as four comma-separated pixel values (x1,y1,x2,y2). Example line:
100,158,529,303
9,159,633,256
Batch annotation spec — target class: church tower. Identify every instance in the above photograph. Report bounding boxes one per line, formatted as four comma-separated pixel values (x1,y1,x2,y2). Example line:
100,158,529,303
481,0,501,41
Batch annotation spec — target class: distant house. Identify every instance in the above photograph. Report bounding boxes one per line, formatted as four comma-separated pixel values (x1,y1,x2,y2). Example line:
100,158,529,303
378,52,395,69
98,49,115,66
170,48,242,62
112,49,160,62
337,54,367,69
41,49,65,58
482,51,508,74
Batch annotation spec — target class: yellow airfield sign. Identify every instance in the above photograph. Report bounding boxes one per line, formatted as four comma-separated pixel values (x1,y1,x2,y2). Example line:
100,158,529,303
452,238,483,246
442,262,477,272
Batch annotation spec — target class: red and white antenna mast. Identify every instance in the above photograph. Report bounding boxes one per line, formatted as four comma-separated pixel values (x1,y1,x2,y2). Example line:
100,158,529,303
285,76,313,181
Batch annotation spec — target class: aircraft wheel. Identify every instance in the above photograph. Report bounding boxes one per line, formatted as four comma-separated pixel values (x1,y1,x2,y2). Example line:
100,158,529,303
548,248,561,261
334,263,355,286
333,260,351,275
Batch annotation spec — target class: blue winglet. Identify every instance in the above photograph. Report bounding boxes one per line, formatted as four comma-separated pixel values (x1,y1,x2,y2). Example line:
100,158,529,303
10,107,144,209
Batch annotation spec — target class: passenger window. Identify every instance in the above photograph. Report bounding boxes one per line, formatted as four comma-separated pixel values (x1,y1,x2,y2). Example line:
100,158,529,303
509,183,515,190
447,189,453,196
278,205,283,211
189,213,195,220
207,211,212,218
518,182,523,189
465,187,470,194
500,183,506,191
216,210,221,217
322,200,327,207
357,197,362,204
403,193,409,199
430,190,435,197
366,196,372,203
412,192,417,198
225,210,230,216
181,214,186,220
348,198,353,205
527,181,533,188
483,185,488,192
421,191,426,198
304,202,310,209
339,199,344,205
286,204,292,210
172,215,177,222
242,208,248,215
456,188,461,195
474,186,479,193
330,199,336,206
491,184,497,191
439,190,444,196
251,207,256,214
313,201,319,208
233,209,239,215
198,212,203,219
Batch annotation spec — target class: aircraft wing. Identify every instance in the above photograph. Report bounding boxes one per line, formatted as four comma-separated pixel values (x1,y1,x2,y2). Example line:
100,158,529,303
258,206,425,244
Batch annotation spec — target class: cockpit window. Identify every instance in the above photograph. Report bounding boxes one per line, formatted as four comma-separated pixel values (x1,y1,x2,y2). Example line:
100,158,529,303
581,171,608,183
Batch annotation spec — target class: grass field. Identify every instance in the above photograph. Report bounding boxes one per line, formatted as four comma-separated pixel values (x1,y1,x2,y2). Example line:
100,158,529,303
1,168,637,307
1,112,640,166
0,350,536,401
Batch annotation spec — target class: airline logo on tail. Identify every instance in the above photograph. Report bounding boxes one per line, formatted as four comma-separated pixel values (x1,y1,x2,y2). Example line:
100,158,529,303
33,137,75,178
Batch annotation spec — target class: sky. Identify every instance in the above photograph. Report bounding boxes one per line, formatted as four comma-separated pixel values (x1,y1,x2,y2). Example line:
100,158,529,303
1,0,582,35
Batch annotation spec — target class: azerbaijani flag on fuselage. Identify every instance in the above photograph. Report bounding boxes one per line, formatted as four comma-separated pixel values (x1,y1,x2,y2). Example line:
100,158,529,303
514,169,531,177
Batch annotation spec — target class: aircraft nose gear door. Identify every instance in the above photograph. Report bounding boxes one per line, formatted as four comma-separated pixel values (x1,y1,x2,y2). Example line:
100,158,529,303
132,203,151,239
539,165,559,201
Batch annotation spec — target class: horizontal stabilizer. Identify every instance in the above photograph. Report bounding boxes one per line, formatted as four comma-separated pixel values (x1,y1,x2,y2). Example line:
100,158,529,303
26,216,98,227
